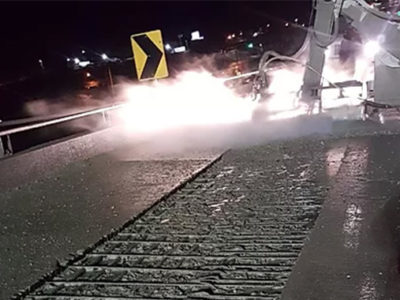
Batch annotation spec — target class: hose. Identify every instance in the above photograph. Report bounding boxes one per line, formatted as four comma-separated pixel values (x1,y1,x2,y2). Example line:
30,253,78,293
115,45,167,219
355,0,400,22
257,52,343,92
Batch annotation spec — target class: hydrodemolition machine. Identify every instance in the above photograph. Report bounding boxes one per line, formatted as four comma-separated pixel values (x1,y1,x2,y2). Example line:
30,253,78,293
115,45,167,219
248,0,400,123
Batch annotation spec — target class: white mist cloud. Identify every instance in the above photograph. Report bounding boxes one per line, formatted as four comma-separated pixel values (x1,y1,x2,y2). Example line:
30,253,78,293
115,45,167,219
22,51,371,156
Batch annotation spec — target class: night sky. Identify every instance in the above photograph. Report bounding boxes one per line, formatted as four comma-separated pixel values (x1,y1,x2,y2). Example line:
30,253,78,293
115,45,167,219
0,1,311,79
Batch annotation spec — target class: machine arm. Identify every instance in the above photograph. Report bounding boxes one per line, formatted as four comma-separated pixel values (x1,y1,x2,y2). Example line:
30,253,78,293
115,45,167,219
301,0,400,107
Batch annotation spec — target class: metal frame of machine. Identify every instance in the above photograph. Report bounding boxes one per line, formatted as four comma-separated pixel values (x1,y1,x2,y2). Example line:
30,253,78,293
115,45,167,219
251,0,400,122
301,0,400,119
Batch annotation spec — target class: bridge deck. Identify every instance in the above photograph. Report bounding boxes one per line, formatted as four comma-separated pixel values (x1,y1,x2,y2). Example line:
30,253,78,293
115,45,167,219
0,141,222,300
4,119,400,299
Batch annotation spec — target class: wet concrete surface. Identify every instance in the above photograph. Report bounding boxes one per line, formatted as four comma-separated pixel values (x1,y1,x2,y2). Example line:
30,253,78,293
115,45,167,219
22,120,400,300
0,142,222,299
282,134,400,300
25,137,330,299
5,116,400,299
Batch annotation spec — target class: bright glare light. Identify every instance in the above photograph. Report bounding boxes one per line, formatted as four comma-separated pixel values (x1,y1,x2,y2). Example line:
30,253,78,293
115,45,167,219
267,68,303,112
117,71,256,133
363,40,380,58
74,58,80,64
165,43,172,50
101,53,108,60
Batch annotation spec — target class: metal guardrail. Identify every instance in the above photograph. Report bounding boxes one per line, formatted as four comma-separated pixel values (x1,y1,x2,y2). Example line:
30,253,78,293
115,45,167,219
0,103,126,158
0,72,262,158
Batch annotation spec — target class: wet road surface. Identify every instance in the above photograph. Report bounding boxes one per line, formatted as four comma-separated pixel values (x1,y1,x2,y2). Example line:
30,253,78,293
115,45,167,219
0,143,222,299
5,118,400,299
23,137,329,299
282,135,400,300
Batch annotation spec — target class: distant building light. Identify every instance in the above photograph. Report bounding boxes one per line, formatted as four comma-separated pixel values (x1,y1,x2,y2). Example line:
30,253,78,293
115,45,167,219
78,61,91,67
294,18,299,23
165,43,172,51
101,53,108,60
81,50,86,54
66,58,71,62
74,58,80,64
267,24,271,28
247,43,254,49
191,30,204,41
253,32,259,37
174,46,186,53
86,72,91,77
285,23,289,27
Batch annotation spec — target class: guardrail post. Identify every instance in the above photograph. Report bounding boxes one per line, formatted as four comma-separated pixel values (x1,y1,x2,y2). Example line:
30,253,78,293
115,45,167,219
0,137,4,158
102,111,109,127
0,135,13,158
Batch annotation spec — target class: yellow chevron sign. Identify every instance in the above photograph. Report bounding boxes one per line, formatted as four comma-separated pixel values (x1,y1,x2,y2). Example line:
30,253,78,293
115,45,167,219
130,30,169,81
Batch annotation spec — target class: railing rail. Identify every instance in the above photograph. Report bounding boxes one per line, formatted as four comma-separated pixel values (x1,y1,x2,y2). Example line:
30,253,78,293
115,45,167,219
0,103,126,158
0,71,258,158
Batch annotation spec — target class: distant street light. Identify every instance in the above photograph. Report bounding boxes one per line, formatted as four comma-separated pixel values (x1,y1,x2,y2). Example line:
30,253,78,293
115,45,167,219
66,58,71,62
81,50,86,54
38,59,44,70
101,53,114,96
